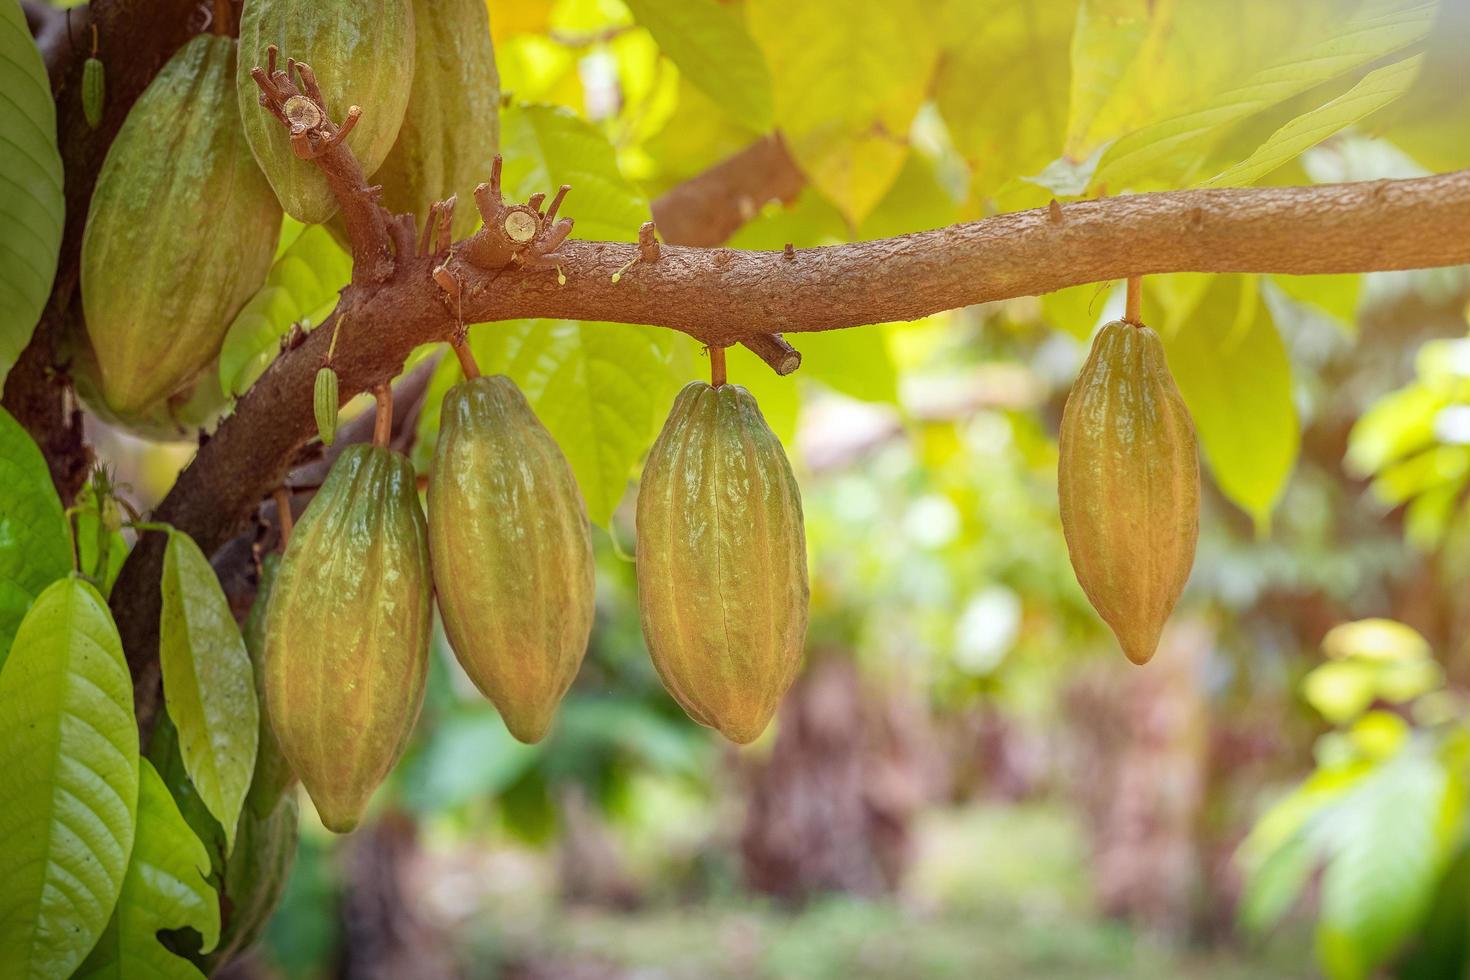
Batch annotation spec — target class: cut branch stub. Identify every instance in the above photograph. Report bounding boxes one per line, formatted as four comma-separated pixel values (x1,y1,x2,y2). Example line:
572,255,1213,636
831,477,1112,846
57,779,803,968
459,155,575,272
741,333,802,376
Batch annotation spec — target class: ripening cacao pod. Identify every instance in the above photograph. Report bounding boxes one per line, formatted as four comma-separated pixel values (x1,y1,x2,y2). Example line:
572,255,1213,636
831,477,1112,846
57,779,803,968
374,0,499,238
237,0,416,224
1058,320,1200,665
264,445,432,832
81,34,281,419
636,382,809,744
314,366,339,447
427,376,594,744
83,56,105,128
245,554,295,819
66,325,232,440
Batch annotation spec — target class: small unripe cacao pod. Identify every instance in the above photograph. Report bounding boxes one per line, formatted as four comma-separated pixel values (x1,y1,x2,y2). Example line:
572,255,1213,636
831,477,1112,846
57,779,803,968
636,381,809,744
427,376,595,744
314,366,339,447
237,0,416,224
80,34,280,419
83,56,105,129
264,445,432,833
1058,320,1200,665
375,0,499,239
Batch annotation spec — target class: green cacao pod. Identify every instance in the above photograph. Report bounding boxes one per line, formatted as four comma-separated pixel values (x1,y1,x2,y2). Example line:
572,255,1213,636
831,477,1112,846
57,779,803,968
245,554,295,818
83,56,105,129
81,34,281,418
374,0,499,238
427,376,594,744
314,366,339,447
66,324,231,441
636,382,809,744
1058,320,1200,666
209,789,299,969
237,0,416,224
264,445,432,832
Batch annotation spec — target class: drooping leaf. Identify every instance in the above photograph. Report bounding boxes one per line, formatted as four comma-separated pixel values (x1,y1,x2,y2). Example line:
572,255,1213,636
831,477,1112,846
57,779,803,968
1368,0,1470,172
0,578,139,980
623,0,773,131
159,531,260,852
418,319,688,525
73,759,219,980
0,406,71,665
933,0,1077,201
747,0,939,223
0,0,64,393
1159,276,1298,531
217,221,352,397
499,103,650,242
1205,54,1425,187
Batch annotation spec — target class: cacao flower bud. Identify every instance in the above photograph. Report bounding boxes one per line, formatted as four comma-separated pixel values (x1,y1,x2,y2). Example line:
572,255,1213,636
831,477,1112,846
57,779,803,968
263,445,432,832
427,376,595,744
636,382,809,744
1058,320,1200,665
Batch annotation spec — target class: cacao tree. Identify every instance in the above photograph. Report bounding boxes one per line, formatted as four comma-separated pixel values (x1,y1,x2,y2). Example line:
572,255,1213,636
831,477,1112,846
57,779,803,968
0,0,1468,977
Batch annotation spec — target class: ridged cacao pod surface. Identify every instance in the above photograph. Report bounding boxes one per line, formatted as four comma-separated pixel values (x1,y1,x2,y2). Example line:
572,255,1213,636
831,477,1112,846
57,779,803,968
1058,320,1200,665
263,445,432,833
375,0,499,238
636,381,809,744
81,34,280,418
67,322,232,441
237,0,416,224
427,376,594,744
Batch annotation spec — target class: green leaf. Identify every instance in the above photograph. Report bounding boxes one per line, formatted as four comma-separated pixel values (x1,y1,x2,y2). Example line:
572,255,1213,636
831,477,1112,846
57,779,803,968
1316,753,1450,980
747,0,939,223
159,531,259,853
0,0,64,393
1205,53,1425,188
933,0,1076,201
1270,273,1363,328
796,328,899,406
1346,382,1442,478
1368,0,1470,172
217,222,351,397
398,711,542,814
73,759,220,980
211,789,297,968
0,578,139,980
623,0,772,131
1088,0,1436,191
1160,276,1298,531
244,554,293,819
500,103,650,242
0,406,70,665
1238,827,1318,934
420,319,688,525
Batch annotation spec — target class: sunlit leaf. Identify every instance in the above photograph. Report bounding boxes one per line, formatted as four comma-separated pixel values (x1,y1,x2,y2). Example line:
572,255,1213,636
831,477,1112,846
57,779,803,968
73,759,219,980
1160,276,1298,531
1368,0,1470,171
1304,661,1381,724
1346,383,1443,478
0,578,139,980
1270,273,1363,329
624,0,773,131
218,221,351,397
0,0,64,393
398,710,541,814
1322,617,1432,662
748,0,939,223
0,406,70,666
160,531,259,853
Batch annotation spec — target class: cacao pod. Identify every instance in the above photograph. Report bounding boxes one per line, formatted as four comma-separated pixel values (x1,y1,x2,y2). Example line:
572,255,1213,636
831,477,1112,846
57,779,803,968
1058,320,1200,665
636,381,809,744
314,366,339,447
81,34,281,418
427,376,594,744
83,56,105,129
237,0,416,224
264,444,432,832
374,0,500,238
210,789,299,968
66,324,231,441
245,554,295,818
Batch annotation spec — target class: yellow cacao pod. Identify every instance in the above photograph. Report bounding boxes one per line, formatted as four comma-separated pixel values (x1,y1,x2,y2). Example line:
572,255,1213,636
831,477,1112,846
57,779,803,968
81,34,280,418
427,376,594,743
314,366,339,447
237,0,416,224
1058,320,1200,665
263,445,432,833
375,0,499,239
636,382,809,744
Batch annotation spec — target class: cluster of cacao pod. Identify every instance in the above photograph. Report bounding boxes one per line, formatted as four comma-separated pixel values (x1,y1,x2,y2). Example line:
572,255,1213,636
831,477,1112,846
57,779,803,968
1058,317,1201,666
265,371,809,832
76,0,498,437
